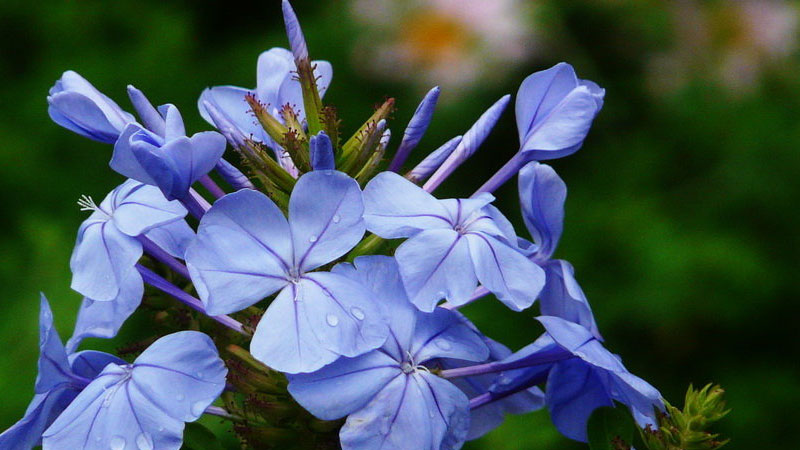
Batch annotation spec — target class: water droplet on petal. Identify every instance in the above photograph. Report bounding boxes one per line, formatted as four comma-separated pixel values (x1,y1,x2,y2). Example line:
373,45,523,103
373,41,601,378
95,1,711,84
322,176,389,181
326,314,339,327
191,400,208,417
95,436,102,442
309,235,318,243
499,376,512,386
136,433,153,450
435,339,452,351
157,426,165,432
176,393,185,401
196,372,203,379
109,436,126,450
350,307,365,320
332,214,341,223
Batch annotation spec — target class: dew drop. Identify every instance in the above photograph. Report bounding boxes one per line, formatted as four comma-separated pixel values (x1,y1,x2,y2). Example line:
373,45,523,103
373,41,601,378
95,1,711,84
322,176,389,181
498,376,512,386
109,436,126,450
326,314,339,327
350,307,365,320
196,371,203,379
191,400,208,417
157,426,165,432
332,214,341,223
136,433,153,450
95,436,102,442
176,393,185,401
435,339,452,351
309,235,318,243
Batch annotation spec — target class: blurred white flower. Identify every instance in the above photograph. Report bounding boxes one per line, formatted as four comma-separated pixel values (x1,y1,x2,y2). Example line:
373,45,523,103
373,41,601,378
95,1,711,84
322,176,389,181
350,0,538,95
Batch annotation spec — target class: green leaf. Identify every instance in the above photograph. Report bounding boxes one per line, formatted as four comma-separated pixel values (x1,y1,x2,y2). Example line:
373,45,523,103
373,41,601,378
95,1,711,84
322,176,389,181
587,406,636,450
182,422,225,450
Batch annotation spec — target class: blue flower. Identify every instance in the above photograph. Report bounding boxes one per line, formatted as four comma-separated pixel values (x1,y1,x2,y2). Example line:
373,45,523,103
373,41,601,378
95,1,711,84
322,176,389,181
515,62,604,161
518,161,601,338
47,71,136,144
42,331,227,450
111,102,226,201
288,256,489,450
0,296,124,450
185,170,388,373
197,47,332,145
490,316,664,442
363,171,545,312
309,131,335,170
70,179,192,302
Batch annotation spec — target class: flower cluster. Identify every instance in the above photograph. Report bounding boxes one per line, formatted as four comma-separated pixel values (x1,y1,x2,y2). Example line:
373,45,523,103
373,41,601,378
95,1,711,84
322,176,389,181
3,2,665,449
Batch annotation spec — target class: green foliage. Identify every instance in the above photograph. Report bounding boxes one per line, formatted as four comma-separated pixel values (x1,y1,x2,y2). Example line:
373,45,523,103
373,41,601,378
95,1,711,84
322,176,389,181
640,384,730,450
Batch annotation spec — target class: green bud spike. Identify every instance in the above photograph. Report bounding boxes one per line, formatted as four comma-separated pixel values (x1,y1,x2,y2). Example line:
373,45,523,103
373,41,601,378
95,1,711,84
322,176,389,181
339,98,395,166
346,233,387,261
640,384,730,450
239,139,296,194
245,93,290,144
320,105,341,152
296,59,324,135
341,119,386,175
355,136,386,184
281,127,311,173
225,344,287,395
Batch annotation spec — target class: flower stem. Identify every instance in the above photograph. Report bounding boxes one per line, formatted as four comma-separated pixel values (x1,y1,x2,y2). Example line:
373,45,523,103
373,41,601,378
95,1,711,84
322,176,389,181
138,236,190,279
469,370,549,410
472,152,529,196
199,174,226,199
440,352,571,379
180,189,211,220
137,264,247,335
204,405,244,422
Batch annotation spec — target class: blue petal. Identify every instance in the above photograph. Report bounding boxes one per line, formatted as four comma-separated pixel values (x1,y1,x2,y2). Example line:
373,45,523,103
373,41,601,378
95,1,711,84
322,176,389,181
198,85,266,142
289,171,365,271
68,351,126,379
186,189,292,315
42,364,185,450
515,63,604,160
288,351,400,420
299,272,388,359
410,308,489,364
518,161,565,260
338,375,434,450
363,172,453,239
546,358,613,442
161,105,186,141
465,232,544,311
332,256,414,360
69,217,142,302
455,95,511,161
144,219,195,259
47,71,135,143
110,124,159,185
539,260,602,340
0,390,76,450
43,331,227,450
339,373,470,450
395,229,476,312
65,270,144,353
471,204,517,243
310,131,335,170
255,48,296,109
127,86,166,136
109,180,188,237
35,295,72,394
439,194,495,228
249,285,339,374
130,331,228,422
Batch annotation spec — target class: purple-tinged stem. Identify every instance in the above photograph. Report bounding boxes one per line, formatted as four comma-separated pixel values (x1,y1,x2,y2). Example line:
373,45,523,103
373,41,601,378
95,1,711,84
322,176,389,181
198,174,226,199
215,159,255,190
204,406,243,421
440,352,572,379
472,152,529,197
180,189,210,220
440,286,489,310
469,371,549,410
137,264,247,335
138,236,190,279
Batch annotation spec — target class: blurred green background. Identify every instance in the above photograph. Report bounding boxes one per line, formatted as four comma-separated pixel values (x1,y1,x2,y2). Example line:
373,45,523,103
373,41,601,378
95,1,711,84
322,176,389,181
1,0,798,448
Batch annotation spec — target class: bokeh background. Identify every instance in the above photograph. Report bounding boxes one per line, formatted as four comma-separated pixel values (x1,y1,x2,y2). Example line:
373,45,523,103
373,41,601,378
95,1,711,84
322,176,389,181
1,0,799,448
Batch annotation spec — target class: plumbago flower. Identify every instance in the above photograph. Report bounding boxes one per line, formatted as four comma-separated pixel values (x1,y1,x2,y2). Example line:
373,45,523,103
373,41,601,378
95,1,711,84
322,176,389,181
4,1,718,449
288,256,489,449
185,170,389,374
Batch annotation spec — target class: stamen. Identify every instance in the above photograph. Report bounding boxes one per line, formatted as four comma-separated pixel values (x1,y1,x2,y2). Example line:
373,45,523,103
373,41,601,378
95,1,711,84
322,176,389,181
76,194,99,212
